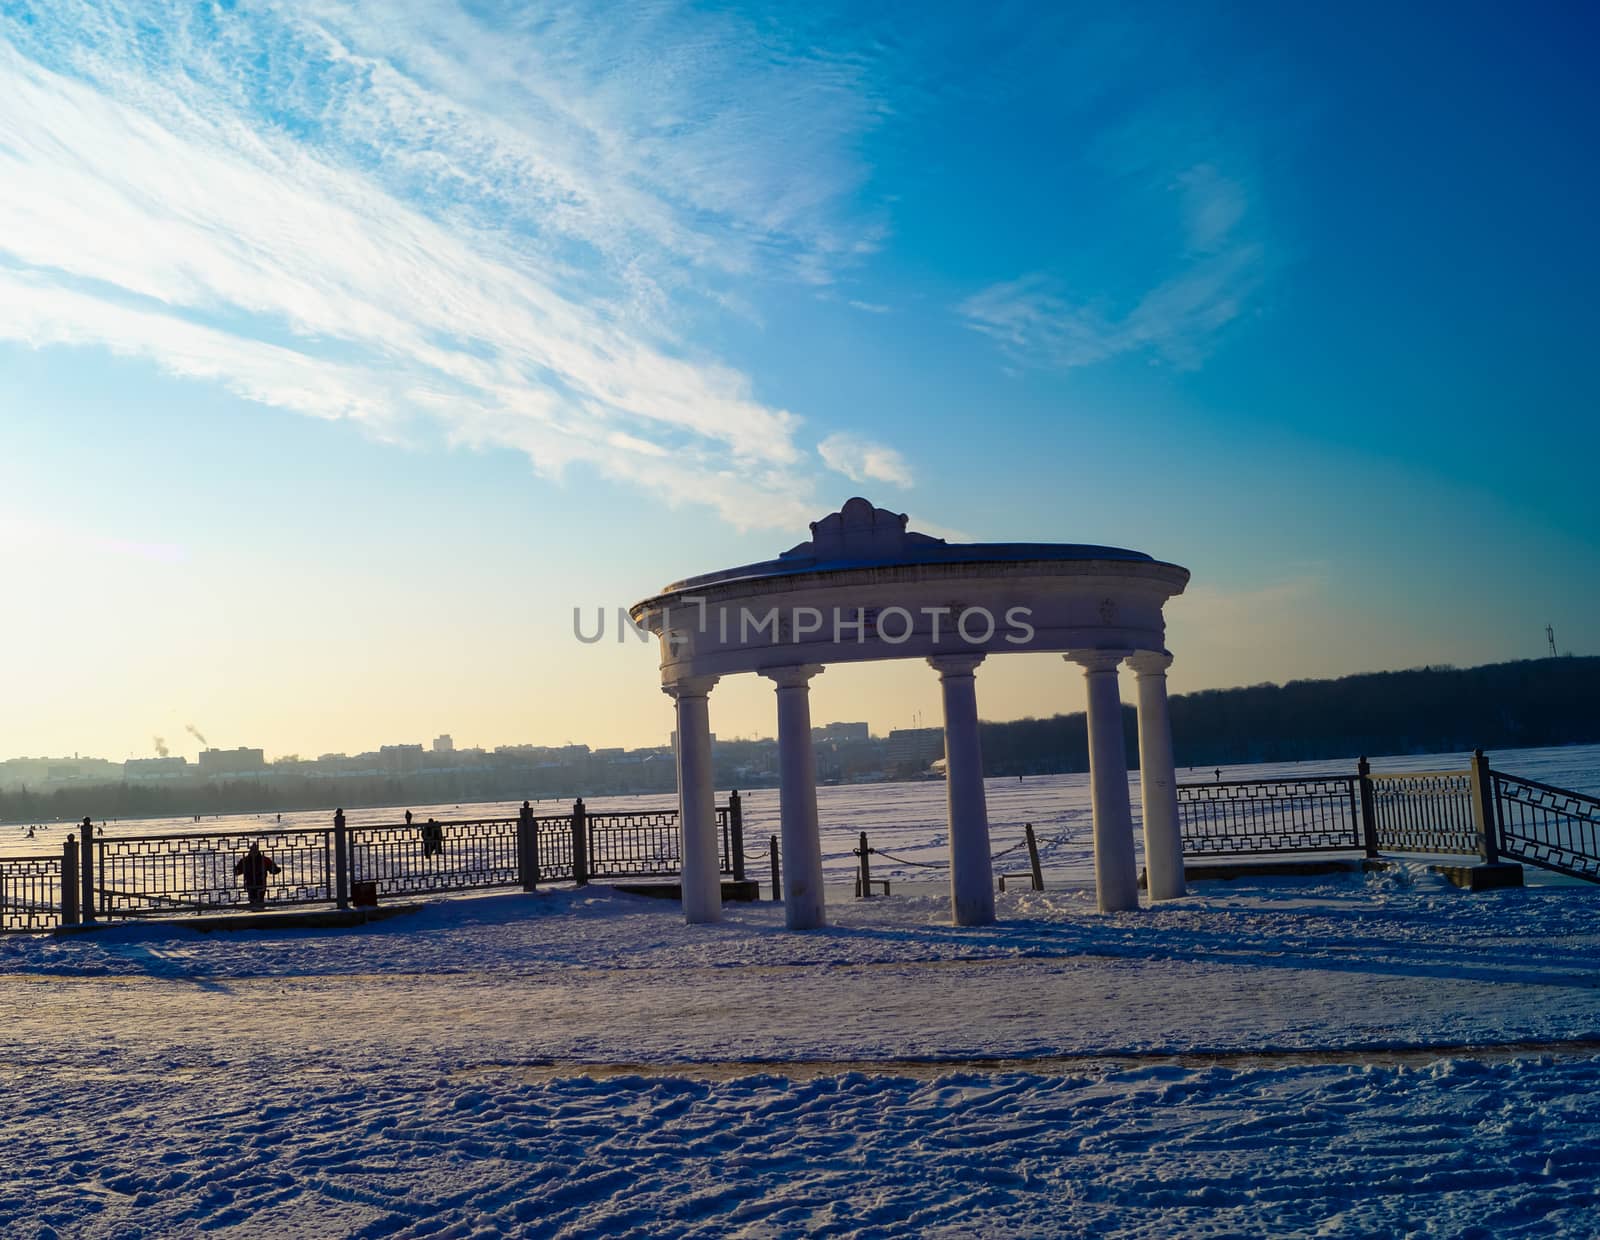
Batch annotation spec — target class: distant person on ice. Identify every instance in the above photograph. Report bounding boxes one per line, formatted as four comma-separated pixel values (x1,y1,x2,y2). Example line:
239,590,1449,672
421,818,444,858
234,841,281,911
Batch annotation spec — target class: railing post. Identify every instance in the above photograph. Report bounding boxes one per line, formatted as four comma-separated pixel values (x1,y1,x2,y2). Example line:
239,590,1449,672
1025,822,1043,892
770,834,781,902
1357,757,1379,859
79,818,96,925
729,790,746,882
856,830,872,898
333,808,349,911
1469,748,1502,864
572,798,589,885
61,837,80,926
519,801,539,891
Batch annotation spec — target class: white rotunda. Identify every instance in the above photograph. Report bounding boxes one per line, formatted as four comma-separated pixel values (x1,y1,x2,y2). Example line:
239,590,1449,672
629,498,1191,929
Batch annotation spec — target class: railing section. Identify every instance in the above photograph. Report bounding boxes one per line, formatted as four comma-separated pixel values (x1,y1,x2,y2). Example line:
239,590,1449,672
347,816,521,898
0,855,65,933
532,815,576,883
1177,776,1361,854
96,828,334,917
1492,770,1600,882
1368,771,1480,856
584,807,735,878
585,809,681,878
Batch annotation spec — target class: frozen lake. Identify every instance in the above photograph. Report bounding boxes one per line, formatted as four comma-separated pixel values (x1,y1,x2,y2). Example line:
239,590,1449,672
7,743,1599,888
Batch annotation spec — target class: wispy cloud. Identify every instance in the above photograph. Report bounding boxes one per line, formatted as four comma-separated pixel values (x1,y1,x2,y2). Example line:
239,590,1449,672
817,432,913,488
0,1,896,529
959,128,1269,373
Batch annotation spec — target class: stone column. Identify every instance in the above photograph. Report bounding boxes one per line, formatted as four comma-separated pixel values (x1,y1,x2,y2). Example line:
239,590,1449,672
1127,651,1186,902
761,664,827,930
665,675,721,924
1066,650,1139,912
929,653,995,926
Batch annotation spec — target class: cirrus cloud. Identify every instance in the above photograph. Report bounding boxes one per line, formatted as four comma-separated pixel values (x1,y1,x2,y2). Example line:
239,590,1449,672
0,0,904,530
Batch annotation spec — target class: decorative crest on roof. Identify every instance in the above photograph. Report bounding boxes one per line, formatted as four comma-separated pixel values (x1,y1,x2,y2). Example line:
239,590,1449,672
779,497,948,563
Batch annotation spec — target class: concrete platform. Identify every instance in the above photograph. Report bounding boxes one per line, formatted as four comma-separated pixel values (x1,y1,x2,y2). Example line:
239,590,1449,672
1140,856,1528,893
56,903,424,935
610,879,763,902
1142,858,1365,887
1431,862,1525,891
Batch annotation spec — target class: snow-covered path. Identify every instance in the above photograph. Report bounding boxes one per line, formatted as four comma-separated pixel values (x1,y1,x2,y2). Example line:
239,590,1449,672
5,869,1600,1236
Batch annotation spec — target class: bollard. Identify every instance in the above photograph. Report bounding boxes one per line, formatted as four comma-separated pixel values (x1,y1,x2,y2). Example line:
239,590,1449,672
1025,822,1043,892
856,830,872,899
572,798,589,885
79,819,96,924
333,808,349,910
61,837,80,926
519,800,539,891
770,834,781,902
1469,748,1502,864
729,790,746,882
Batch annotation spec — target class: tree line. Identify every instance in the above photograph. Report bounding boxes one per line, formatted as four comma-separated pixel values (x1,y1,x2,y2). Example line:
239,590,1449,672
977,656,1599,775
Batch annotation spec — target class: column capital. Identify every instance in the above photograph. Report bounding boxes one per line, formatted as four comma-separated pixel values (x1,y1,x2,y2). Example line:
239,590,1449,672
760,663,825,690
1125,650,1174,677
1065,648,1133,674
928,652,985,678
662,674,720,700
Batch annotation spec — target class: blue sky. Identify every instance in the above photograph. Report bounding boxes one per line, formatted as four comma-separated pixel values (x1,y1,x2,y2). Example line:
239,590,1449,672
1,0,1595,760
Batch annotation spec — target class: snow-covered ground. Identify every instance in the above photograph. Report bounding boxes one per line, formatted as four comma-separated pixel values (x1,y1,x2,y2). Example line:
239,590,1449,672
5,851,1600,1237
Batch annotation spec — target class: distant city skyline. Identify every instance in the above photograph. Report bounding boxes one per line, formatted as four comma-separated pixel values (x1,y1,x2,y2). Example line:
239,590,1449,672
2,4,1595,763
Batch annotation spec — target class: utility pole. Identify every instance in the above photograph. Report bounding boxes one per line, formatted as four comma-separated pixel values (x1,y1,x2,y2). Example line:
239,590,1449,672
1546,624,1558,658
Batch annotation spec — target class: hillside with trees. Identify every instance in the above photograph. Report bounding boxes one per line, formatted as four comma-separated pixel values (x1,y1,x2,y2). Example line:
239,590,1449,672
978,656,1600,775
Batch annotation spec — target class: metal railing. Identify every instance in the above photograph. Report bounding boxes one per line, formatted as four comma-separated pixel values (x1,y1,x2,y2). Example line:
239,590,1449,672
1493,771,1600,882
585,810,687,877
4,793,748,931
1176,751,1599,883
96,827,335,916
1368,771,1480,856
0,853,68,933
348,816,520,899
585,805,738,878
1176,761,1489,861
1176,776,1361,855
531,815,577,884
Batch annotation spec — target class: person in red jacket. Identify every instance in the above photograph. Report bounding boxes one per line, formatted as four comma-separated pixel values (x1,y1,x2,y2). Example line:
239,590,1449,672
234,841,281,911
